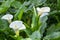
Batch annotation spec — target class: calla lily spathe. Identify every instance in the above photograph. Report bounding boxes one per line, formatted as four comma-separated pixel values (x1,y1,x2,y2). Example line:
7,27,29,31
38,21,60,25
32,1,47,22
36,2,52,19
37,7,50,23
9,21,26,31
9,21,26,36
1,14,13,23
37,7,50,17
37,7,50,13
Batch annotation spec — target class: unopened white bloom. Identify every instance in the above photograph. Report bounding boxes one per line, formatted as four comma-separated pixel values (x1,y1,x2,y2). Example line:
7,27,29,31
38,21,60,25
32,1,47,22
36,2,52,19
1,14,13,23
37,7,50,17
9,21,26,31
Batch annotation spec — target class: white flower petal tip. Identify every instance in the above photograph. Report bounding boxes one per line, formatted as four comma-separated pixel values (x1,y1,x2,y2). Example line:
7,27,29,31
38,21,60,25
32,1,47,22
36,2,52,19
36,7,41,12
41,7,50,12
37,7,50,13
9,21,26,31
1,14,13,20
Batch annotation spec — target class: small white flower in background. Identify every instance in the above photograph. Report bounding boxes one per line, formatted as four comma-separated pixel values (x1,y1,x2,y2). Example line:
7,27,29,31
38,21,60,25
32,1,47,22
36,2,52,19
37,7,50,18
9,21,26,36
1,14,13,23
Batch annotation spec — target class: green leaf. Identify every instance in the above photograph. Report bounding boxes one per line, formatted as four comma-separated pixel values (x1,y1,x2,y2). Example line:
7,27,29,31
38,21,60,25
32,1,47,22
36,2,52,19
39,16,48,34
0,32,6,40
47,23,60,35
14,4,26,20
40,16,48,23
24,28,32,37
0,0,15,13
30,31,42,40
25,4,33,12
23,1,30,6
11,1,21,9
30,0,46,6
31,6,41,31
39,22,47,34
57,0,60,9
43,32,60,40
31,6,37,28
0,19,8,31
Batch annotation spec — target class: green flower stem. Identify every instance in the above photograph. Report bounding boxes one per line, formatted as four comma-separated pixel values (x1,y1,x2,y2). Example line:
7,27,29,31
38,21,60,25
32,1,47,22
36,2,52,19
8,20,12,24
31,6,37,28
15,30,21,40
15,30,19,36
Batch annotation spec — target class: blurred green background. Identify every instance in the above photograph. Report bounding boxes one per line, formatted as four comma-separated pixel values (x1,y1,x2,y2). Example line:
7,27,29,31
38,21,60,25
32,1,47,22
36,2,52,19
0,0,60,40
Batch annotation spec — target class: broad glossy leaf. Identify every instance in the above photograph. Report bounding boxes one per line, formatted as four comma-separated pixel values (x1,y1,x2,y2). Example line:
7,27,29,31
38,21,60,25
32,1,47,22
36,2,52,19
39,16,48,34
47,23,60,35
30,31,41,40
0,19,8,31
43,32,60,40
39,22,47,34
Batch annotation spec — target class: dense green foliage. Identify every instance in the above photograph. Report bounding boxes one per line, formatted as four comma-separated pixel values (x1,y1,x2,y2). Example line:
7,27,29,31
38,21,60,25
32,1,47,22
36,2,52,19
0,0,60,40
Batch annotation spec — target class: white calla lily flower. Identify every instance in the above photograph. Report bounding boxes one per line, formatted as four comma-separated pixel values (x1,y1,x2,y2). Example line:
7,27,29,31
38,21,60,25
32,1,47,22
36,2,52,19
37,7,50,17
9,21,26,36
37,7,50,23
9,21,26,31
1,14,13,23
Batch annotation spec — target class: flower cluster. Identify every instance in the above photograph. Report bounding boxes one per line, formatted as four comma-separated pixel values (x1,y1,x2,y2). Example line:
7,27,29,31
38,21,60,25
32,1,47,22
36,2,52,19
1,14,26,36
1,7,50,37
